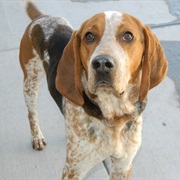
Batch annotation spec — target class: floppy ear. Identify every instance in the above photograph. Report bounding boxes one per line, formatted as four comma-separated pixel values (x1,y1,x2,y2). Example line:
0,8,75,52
55,31,84,106
139,26,168,101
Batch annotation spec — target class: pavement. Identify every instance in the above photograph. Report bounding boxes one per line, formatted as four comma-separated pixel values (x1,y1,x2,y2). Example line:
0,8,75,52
0,0,180,179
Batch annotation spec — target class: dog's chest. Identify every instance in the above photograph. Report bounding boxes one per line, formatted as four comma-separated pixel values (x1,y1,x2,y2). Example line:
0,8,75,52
63,98,142,157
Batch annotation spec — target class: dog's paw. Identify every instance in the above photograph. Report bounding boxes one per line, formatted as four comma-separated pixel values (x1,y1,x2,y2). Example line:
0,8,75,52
31,135,47,151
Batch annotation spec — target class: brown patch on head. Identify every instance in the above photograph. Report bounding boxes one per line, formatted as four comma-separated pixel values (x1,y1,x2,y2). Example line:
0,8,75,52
117,13,145,84
111,13,168,101
78,13,106,74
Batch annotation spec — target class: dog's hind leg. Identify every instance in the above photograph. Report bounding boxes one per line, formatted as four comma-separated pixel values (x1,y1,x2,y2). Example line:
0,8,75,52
22,48,46,150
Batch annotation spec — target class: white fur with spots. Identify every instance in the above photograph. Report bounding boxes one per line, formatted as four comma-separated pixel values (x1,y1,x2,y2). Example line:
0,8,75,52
23,49,46,150
63,97,142,179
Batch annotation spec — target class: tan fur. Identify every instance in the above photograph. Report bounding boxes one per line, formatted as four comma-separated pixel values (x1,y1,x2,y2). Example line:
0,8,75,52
56,31,84,106
139,25,168,101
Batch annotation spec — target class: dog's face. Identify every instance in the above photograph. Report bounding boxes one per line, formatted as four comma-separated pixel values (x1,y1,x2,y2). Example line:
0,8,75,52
56,11,168,107
79,12,144,96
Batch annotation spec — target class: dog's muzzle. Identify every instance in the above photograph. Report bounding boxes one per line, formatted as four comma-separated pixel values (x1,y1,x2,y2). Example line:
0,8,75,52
92,55,114,87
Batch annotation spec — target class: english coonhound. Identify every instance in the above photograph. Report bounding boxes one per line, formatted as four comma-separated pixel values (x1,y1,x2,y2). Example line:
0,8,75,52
19,2,168,179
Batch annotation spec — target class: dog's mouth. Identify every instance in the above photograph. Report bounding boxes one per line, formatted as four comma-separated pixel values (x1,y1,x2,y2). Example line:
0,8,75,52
86,69,125,97
95,73,112,89
95,80,112,93
95,79,125,96
96,80,111,88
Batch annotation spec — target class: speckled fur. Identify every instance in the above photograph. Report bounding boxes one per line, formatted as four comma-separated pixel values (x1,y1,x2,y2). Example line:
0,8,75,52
20,10,73,150
23,49,46,150
62,98,142,179
20,11,144,178
20,2,167,179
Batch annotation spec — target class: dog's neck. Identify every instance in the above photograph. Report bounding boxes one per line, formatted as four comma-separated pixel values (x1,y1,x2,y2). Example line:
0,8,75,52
81,70,146,127
82,89,147,127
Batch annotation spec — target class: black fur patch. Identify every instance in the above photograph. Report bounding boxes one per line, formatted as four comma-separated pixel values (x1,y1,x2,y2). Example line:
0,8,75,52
45,24,73,113
82,92,104,120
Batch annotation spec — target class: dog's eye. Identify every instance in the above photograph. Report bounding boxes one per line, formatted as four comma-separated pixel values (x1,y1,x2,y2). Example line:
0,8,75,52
84,32,95,43
122,31,134,42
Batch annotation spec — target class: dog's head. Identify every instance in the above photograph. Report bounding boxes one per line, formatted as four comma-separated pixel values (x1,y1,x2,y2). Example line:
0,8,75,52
56,11,168,106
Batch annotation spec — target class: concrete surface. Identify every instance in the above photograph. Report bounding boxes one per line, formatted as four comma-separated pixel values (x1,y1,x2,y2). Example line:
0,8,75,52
0,0,180,179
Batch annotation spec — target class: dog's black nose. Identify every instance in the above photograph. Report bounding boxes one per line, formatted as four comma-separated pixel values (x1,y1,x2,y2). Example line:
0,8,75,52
92,55,114,73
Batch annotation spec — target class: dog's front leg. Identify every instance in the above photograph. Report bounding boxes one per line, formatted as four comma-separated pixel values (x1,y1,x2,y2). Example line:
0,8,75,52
110,115,143,180
62,100,109,179
110,156,132,180
61,136,90,180
62,127,104,180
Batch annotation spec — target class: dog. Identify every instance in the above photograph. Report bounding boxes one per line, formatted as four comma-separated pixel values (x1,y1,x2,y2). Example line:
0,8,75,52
19,1,168,179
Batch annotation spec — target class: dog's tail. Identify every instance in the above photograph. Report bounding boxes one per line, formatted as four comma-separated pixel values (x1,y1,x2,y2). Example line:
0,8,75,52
26,1,43,20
